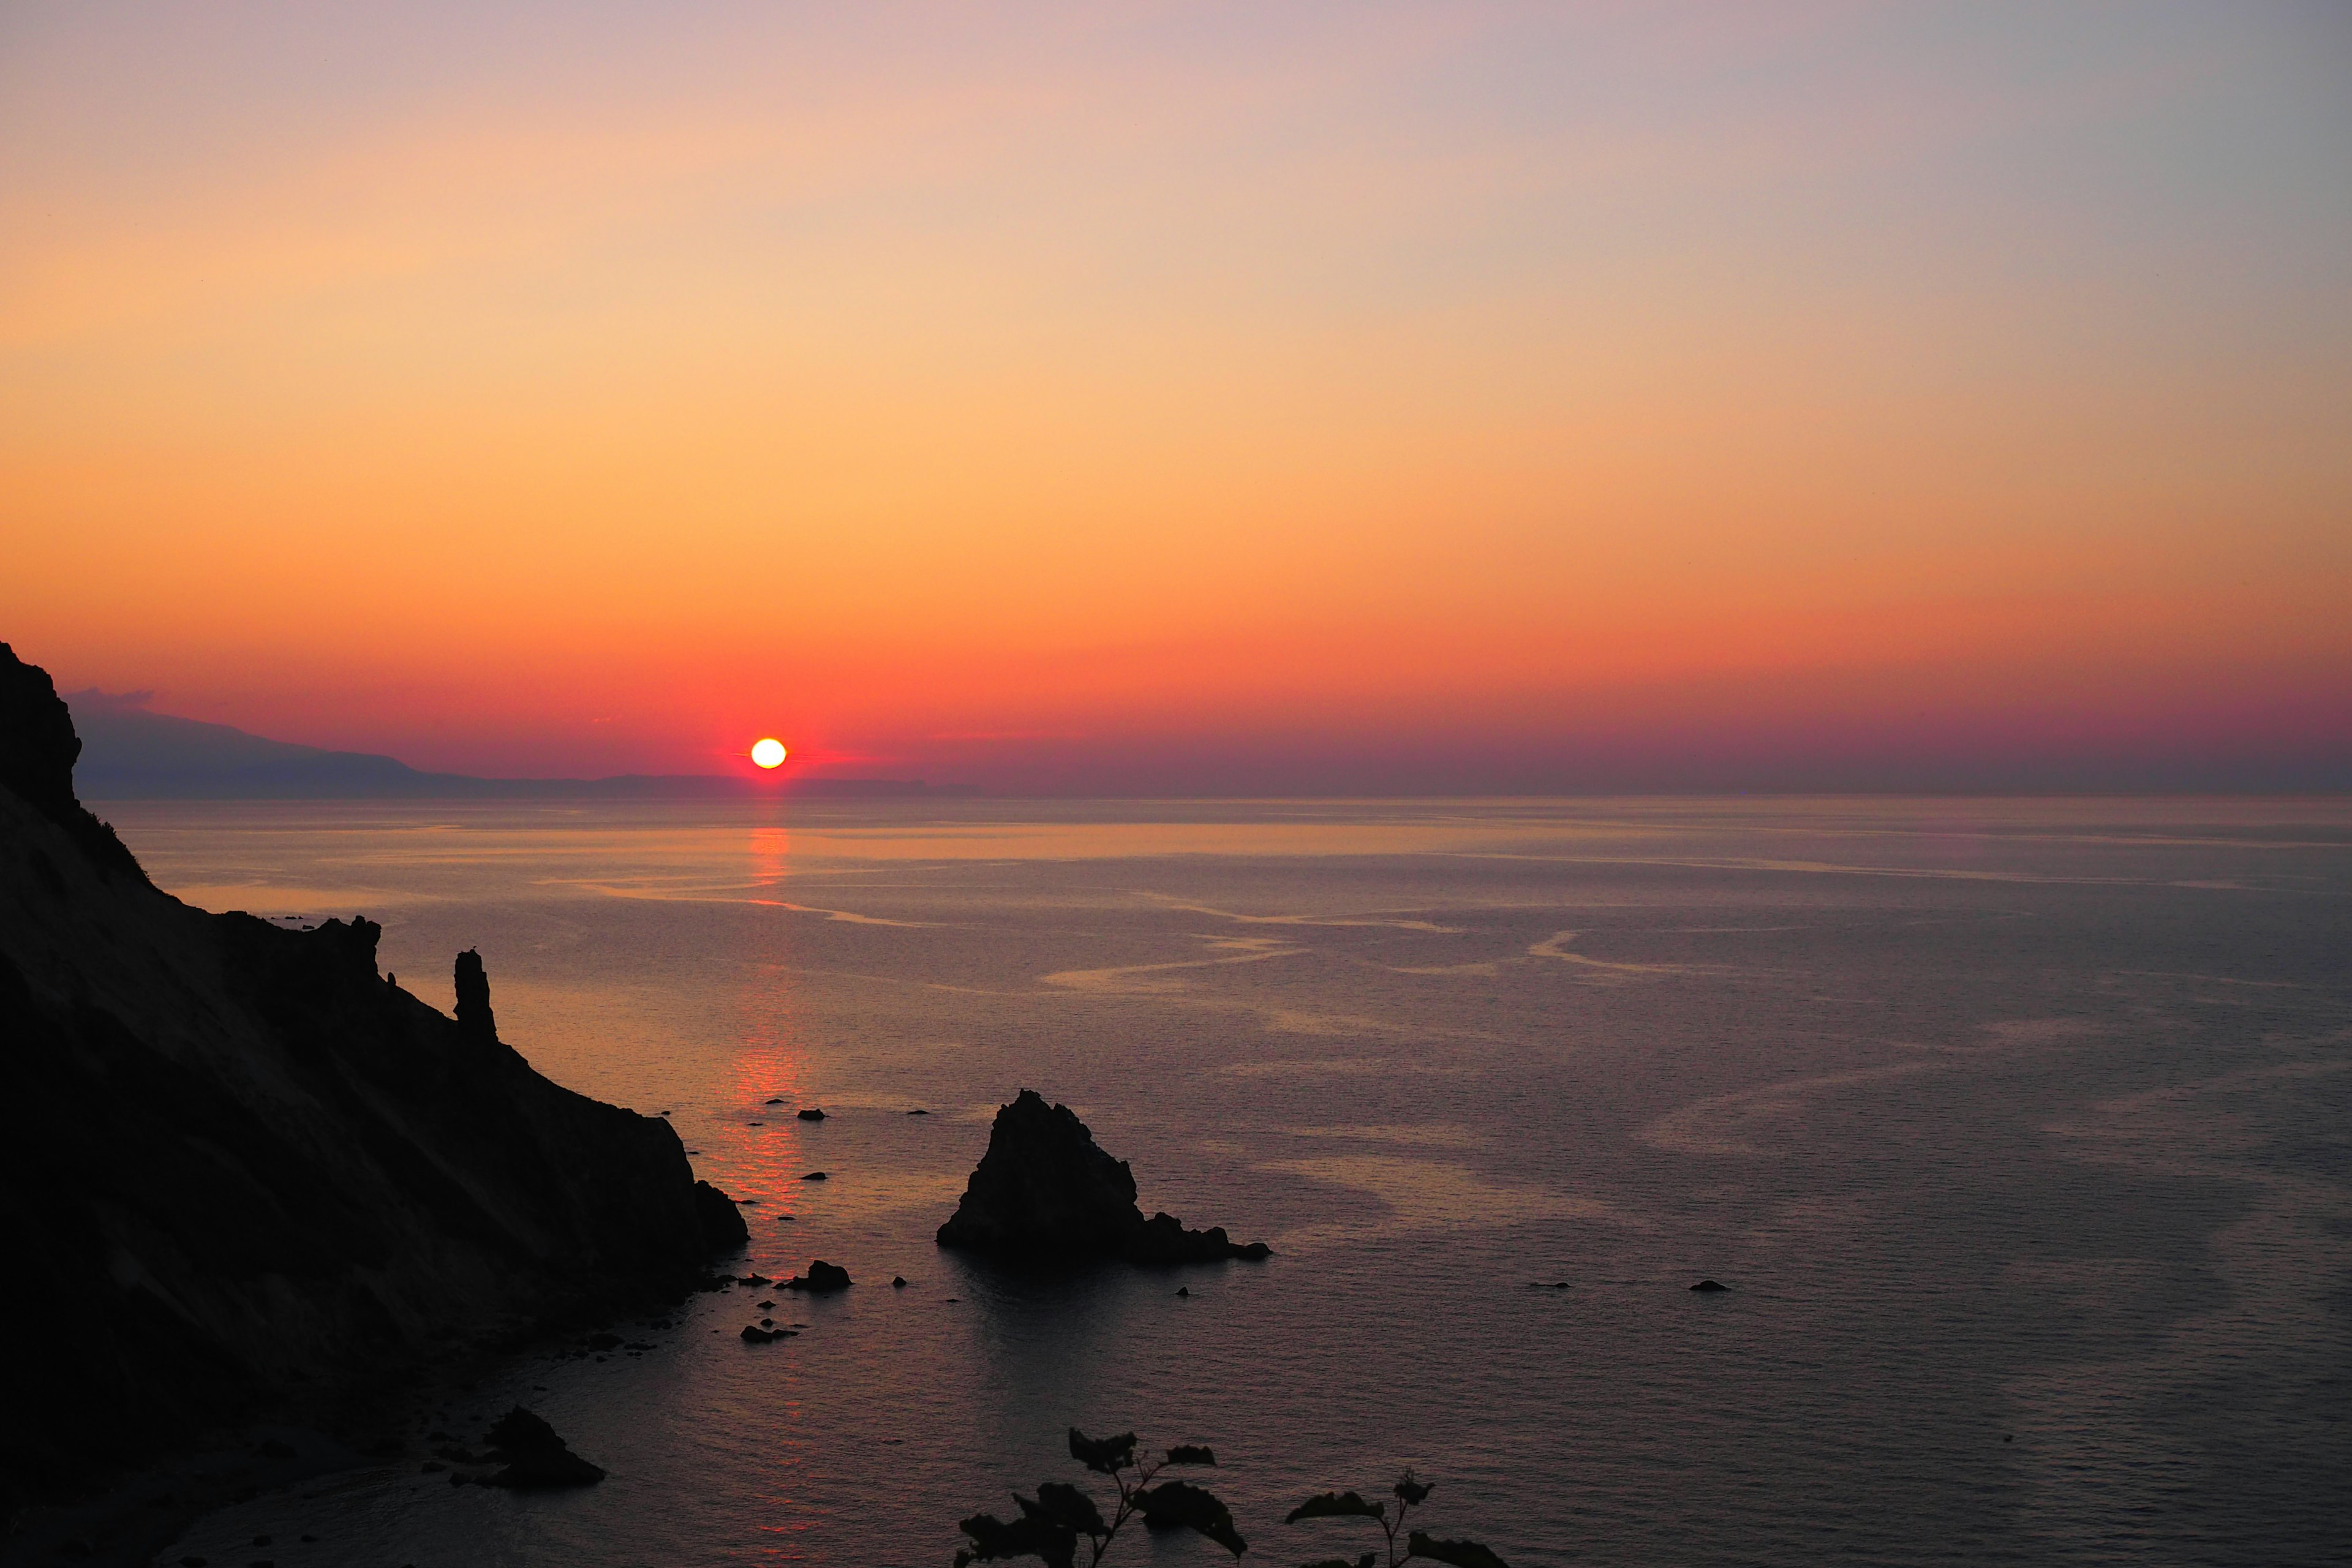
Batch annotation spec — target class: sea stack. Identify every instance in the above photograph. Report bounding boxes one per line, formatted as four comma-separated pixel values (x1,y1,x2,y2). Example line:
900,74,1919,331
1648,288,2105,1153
936,1090,1271,1264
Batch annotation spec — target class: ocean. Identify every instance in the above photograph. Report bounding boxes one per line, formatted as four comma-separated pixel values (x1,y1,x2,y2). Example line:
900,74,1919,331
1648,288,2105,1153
101,796,2351,1567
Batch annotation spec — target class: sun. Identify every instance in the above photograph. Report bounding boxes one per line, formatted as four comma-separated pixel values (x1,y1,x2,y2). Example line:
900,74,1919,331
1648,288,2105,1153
750,737,787,769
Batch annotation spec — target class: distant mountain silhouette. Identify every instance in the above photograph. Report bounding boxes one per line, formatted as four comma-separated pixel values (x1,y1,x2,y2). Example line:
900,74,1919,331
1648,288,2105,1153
64,692,974,799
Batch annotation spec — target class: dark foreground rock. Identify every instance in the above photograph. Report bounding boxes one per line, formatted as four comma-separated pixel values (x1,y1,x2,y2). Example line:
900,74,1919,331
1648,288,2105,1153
482,1408,605,1489
936,1090,1271,1264
0,643,745,1514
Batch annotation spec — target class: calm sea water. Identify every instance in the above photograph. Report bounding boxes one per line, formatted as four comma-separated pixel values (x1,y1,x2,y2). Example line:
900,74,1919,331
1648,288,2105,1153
99,797,2351,1567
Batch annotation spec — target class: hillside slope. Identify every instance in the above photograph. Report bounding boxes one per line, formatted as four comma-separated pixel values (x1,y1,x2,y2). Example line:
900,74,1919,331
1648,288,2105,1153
0,644,745,1511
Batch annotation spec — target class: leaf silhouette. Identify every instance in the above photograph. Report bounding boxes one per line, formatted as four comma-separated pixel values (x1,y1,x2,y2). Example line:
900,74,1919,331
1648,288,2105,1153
1165,1444,1218,1466
1287,1490,1385,1523
1066,1428,1138,1476
1019,1482,1108,1539
1406,1532,1509,1568
1393,1474,1434,1507
1133,1480,1248,1556
1297,1557,1376,1568
957,1511,1078,1568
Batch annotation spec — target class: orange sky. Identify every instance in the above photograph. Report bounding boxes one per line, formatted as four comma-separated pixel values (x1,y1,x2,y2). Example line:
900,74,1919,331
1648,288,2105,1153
4,2,2348,790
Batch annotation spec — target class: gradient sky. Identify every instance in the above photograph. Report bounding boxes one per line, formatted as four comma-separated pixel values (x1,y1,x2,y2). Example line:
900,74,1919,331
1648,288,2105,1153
4,1,2348,791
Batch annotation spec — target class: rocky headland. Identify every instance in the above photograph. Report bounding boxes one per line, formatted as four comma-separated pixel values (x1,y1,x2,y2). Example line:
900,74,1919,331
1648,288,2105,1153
0,644,746,1521
937,1090,1270,1264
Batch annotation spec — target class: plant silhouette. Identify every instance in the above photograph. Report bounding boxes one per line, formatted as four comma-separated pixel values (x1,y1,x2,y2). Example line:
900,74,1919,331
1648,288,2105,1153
955,1427,1243,1567
1289,1470,1507,1568
952,1431,1509,1567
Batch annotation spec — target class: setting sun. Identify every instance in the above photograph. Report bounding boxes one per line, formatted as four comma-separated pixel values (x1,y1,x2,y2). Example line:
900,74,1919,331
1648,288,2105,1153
750,738,786,769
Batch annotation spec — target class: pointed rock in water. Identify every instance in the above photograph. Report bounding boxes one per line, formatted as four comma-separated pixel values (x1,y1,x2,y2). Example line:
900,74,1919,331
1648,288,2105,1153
802,1170,828,1181
1691,1279,1730,1293
934,1090,1272,1264
483,1408,604,1488
892,1276,907,1287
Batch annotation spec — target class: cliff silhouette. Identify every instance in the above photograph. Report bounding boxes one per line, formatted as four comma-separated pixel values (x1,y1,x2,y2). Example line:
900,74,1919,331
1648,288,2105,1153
0,644,746,1513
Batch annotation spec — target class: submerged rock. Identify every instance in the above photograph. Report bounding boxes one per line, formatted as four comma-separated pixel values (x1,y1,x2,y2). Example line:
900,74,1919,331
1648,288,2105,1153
1127,1211,1273,1264
935,1090,1272,1265
1691,1279,1730,1293
483,1408,605,1489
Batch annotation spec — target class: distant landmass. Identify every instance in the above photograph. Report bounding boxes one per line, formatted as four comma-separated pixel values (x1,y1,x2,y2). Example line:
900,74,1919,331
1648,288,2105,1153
64,693,978,800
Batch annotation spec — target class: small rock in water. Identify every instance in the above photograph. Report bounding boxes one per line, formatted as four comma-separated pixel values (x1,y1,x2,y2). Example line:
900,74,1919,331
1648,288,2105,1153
802,1170,828,1181
784,1259,853,1292
892,1276,907,1288
764,1097,784,1105
907,1109,929,1115
741,1324,797,1344
797,1107,826,1121
1175,1286,1189,1297
1691,1279,1730,1293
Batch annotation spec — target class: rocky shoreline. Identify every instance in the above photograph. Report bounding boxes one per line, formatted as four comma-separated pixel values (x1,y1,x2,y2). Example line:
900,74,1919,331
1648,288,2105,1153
0,643,748,1552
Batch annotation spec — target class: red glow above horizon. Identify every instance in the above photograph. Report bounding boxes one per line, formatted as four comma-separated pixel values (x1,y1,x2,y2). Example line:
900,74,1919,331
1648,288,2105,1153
3,5,2346,793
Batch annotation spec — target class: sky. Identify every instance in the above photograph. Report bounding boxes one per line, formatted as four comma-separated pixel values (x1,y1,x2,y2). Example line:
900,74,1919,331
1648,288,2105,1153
4,1,2348,792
